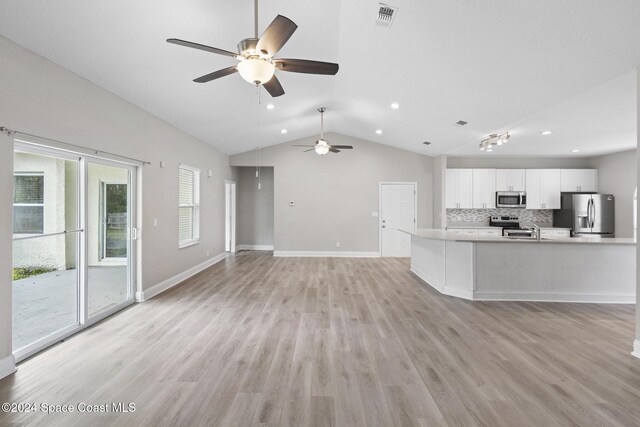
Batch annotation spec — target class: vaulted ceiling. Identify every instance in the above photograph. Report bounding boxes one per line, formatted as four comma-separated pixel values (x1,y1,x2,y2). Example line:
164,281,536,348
0,0,639,157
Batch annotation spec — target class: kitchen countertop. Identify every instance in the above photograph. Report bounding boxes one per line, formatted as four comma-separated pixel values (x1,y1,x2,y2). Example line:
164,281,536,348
403,229,636,245
446,222,569,230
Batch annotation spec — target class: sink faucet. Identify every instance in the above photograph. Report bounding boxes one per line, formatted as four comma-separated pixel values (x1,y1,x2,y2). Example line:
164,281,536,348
532,223,541,241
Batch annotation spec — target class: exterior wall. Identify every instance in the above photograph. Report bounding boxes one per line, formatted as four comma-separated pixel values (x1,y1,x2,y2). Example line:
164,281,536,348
12,153,68,269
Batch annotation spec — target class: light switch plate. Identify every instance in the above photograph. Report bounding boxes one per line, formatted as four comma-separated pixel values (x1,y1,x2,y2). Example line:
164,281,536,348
371,212,379,217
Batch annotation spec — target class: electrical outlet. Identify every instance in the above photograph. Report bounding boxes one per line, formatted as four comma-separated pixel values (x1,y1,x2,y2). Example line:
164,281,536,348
153,218,158,227
206,249,210,257
336,241,341,248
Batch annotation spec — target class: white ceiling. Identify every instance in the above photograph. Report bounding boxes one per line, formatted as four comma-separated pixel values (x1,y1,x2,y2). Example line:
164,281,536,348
0,0,639,157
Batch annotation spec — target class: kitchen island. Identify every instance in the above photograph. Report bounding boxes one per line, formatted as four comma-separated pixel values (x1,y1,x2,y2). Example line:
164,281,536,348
404,229,636,303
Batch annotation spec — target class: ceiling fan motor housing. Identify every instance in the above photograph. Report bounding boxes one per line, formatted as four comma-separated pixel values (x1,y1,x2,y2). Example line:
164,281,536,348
237,38,259,57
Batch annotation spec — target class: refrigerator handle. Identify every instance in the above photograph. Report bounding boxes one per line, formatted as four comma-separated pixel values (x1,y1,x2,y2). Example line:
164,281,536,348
591,198,596,228
586,198,592,229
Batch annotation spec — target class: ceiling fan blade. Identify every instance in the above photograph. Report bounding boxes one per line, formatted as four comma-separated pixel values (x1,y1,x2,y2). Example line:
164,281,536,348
331,145,353,149
303,148,315,152
329,147,340,153
166,38,238,58
263,75,285,97
256,15,298,57
193,66,238,83
275,59,339,75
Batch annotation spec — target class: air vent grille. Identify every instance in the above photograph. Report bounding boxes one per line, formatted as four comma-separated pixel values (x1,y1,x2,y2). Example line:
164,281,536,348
456,120,468,126
376,4,398,28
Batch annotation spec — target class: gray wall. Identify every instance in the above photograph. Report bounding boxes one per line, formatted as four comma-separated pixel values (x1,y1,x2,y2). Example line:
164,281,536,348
0,35,232,367
230,133,434,253
587,149,637,238
447,157,590,169
236,167,274,248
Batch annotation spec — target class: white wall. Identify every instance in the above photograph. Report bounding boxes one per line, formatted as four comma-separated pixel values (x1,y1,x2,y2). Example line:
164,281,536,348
230,133,434,253
636,65,639,355
235,167,274,248
0,35,232,370
432,156,447,229
587,149,637,238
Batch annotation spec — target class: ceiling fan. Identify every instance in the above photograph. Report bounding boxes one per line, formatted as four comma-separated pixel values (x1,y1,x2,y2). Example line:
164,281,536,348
292,108,353,155
166,0,339,97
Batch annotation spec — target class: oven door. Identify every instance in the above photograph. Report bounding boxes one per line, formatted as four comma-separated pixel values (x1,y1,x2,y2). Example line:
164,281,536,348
496,192,525,208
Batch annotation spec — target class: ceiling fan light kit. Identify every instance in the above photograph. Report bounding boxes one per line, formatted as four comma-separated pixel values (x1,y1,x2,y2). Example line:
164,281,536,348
291,107,354,155
479,131,510,151
167,0,339,97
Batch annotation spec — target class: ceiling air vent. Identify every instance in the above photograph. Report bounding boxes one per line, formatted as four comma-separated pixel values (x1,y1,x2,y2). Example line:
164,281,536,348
376,4,398,28
456,120,468,126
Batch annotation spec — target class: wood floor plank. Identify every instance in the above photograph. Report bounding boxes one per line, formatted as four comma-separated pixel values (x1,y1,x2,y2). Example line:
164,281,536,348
1,251,639,426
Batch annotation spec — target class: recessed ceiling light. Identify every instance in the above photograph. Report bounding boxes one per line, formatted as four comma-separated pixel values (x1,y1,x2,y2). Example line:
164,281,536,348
423,141,432,146
486,149,493,152
376,129,383,134
456,120,468,126
541,130,552,135
390,102,399,109
266,104,275,110
280,129,287,134
571,149,580,153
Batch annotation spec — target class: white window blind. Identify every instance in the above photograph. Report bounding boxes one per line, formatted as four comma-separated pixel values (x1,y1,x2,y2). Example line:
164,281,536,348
178,165,200,248
13,173,45,234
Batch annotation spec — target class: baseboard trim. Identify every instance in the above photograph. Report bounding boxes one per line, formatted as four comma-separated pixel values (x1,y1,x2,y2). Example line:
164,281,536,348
135,252,227,302
473,291,636,304
273,251,380,258
0,355,16,380
632,340,640,359
236,244,274,251
410,266,473,300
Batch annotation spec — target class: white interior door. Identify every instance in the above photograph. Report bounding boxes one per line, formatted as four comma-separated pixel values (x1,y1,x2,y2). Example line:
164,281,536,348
380,183,416,257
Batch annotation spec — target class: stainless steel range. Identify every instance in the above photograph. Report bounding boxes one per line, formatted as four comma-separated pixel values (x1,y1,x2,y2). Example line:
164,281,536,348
489,216,534,237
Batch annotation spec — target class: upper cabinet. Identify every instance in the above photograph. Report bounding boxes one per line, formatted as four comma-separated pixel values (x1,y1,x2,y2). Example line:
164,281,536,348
495,169,526,192
446,169,473,209
560,169,597,192
526,169,561,209
472,169,496,209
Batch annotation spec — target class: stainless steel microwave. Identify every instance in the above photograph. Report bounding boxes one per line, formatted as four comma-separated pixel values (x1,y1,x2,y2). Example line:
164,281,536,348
496,191,526,208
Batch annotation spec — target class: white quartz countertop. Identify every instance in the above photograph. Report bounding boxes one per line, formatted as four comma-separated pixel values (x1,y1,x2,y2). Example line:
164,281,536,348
402,229,636,245
446,222,569,230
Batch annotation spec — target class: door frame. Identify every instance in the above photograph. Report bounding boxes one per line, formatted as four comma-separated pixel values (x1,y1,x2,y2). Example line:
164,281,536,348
99,180,128,262
225,180,236,253
378,182,417,257
12,140,138,362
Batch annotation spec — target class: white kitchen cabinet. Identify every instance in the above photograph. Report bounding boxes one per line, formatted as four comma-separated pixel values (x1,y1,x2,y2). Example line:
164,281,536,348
478,228,502,237
496,169,526,192
540,229,571,238
526,169,561,209
560,169,597,192
472,169,496,209
446,169,473,209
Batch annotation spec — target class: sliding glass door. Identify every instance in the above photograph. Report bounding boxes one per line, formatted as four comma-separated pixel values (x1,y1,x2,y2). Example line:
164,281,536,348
12,148,80,354
87,161,134,317
12,143,136,360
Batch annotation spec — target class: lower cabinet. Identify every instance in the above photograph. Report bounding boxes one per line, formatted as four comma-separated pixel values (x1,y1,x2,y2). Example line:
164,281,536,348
540,229,571,238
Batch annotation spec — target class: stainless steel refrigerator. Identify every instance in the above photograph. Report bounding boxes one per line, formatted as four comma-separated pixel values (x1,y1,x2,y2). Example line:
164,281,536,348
553,193,615,237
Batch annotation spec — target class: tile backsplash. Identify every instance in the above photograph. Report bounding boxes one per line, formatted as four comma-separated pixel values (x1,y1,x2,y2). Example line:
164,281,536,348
446,208,553,224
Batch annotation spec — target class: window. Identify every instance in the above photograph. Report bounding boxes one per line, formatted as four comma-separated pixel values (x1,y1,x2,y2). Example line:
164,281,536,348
178,164,200,248
13,173,45,234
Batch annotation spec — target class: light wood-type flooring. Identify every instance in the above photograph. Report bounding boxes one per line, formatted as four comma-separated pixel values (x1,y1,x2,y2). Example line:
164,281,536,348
1,251,640,426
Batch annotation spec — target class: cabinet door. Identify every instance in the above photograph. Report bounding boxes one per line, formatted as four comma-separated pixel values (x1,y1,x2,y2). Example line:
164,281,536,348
472,169,496,209
495,169,511,191
577,169,597,192
478,228,502,237
510,170,526,191
560,169,579,192
540,169,561,209
525,169,542,209
456,169,473,209
446,169,457,209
